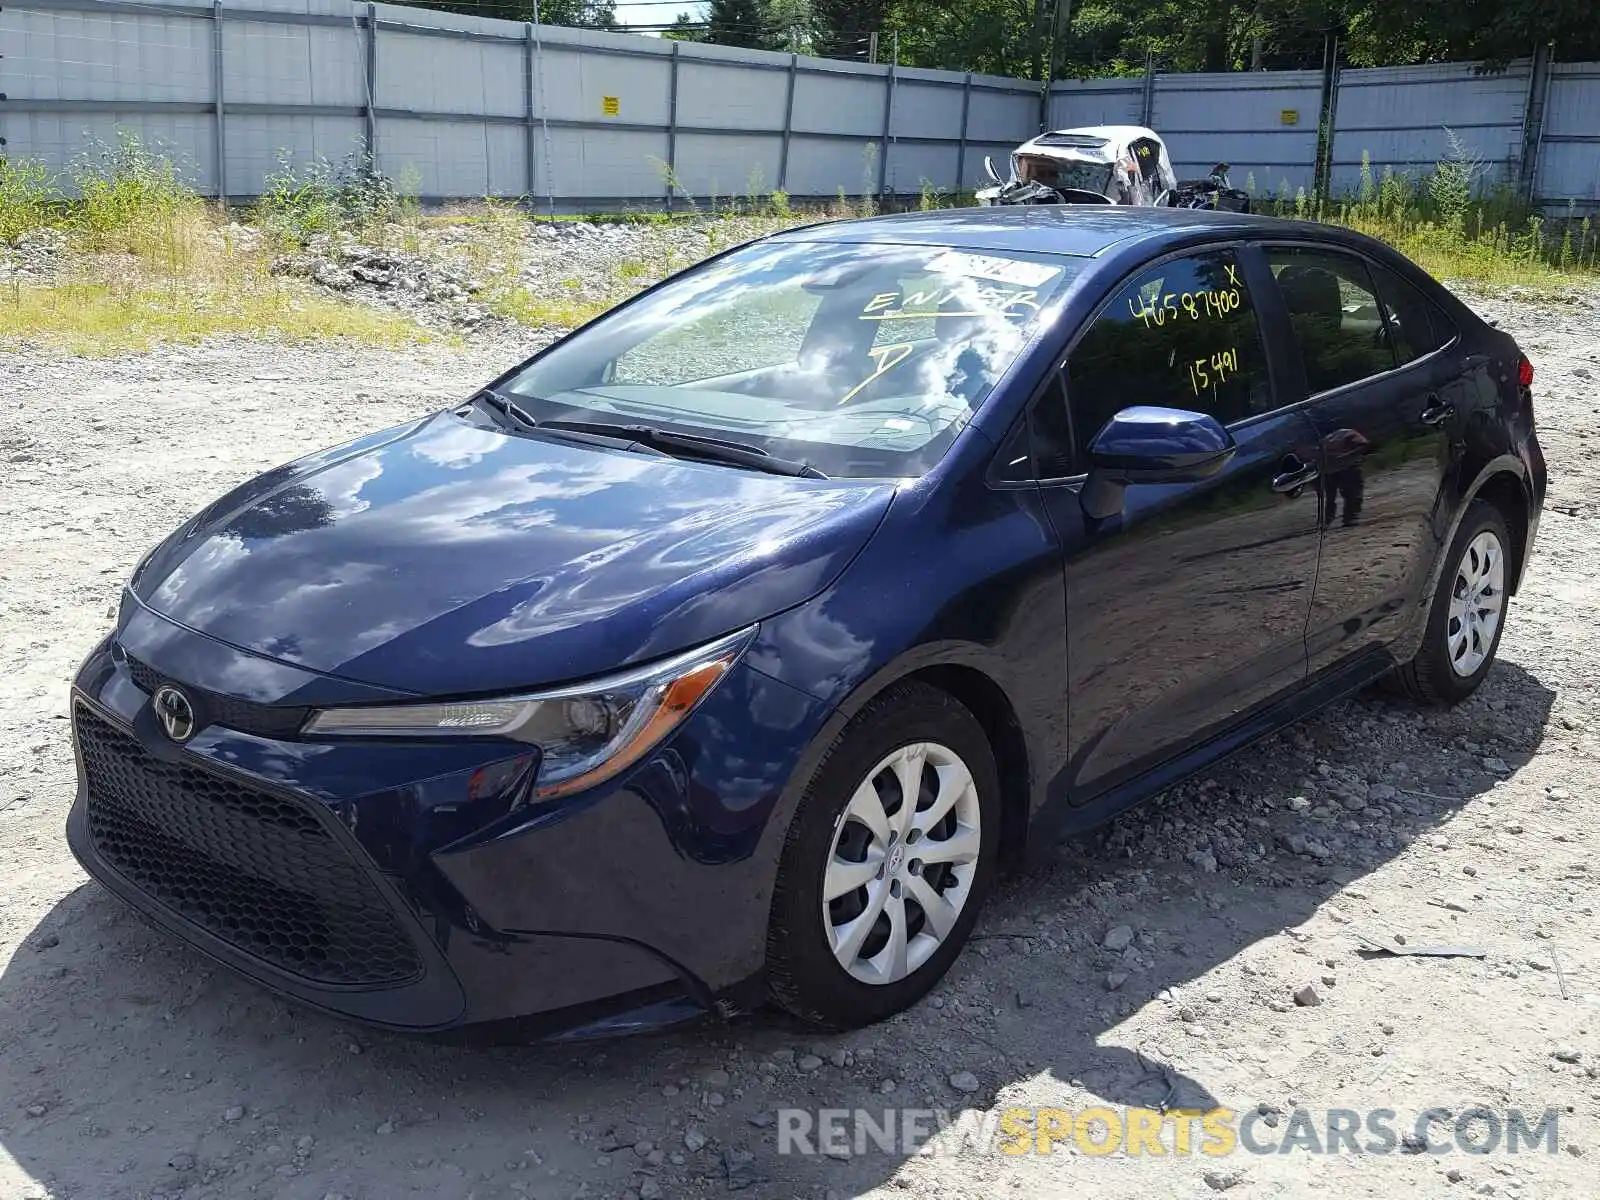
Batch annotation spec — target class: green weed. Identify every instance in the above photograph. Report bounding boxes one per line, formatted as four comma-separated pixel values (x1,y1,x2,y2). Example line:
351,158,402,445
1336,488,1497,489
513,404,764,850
0,158,59,245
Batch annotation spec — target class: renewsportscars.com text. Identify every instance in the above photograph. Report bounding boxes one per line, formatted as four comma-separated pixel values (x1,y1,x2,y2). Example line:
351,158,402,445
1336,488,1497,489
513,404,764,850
775,1105,1561,1158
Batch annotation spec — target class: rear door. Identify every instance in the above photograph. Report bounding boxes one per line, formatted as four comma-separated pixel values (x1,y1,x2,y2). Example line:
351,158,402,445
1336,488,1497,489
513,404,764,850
1030,245,1325,799
1260,245,1460,672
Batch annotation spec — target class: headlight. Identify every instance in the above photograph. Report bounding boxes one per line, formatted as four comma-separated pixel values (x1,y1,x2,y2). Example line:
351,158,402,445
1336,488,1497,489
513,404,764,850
302,626,755,799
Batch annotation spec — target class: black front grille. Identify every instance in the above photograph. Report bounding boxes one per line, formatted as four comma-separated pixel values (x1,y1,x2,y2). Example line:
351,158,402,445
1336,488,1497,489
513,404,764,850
122,654,311,740
76,704,422,988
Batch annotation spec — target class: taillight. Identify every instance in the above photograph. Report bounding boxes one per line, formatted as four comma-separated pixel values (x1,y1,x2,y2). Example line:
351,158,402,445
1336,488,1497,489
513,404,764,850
1518,355,1534,388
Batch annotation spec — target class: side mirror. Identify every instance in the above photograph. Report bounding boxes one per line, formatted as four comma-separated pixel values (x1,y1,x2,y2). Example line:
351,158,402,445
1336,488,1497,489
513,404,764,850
983,156,1002,185
1080,406,1236,519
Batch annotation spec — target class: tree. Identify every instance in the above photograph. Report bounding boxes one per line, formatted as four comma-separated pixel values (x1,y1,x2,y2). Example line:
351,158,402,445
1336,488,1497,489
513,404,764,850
662,11,708,41
765,0,816,50
1350,0,1599,68
812,0,890,59
404,0,1600,73
406,0,617,29
535,0,618,28
706,0,773,47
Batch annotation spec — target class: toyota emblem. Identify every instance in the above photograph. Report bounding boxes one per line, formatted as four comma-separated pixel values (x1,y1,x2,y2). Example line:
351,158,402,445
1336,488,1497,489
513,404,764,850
152,685,197,743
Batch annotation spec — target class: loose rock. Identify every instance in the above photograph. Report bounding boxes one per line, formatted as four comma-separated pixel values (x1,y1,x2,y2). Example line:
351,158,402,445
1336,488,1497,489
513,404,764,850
1103,925,1135,951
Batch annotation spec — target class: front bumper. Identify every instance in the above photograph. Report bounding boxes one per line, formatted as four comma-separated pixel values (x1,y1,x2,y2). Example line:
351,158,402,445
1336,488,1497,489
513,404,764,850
65,607,830,1036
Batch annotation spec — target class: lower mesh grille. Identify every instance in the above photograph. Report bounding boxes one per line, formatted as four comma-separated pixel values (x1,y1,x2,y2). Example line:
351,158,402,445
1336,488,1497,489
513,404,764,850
76,703,422,988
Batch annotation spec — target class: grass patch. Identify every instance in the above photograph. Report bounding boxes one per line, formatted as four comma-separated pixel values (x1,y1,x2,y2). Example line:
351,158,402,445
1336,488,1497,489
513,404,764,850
70,133,211,263
486,286,610,330
1,277,435,356
0,158,59,245
1,132,435,354
254,148,407,249
1313,204,1597,292
1339,213,1593,291
1256,141,1598,292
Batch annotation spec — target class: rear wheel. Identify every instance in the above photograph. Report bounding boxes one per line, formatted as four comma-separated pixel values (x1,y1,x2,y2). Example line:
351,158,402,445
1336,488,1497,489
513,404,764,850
766,682,1000,1029
1390,500,1511,705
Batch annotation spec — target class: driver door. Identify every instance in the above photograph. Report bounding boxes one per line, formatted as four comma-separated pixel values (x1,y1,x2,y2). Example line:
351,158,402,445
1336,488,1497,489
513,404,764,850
1031,245,1325,799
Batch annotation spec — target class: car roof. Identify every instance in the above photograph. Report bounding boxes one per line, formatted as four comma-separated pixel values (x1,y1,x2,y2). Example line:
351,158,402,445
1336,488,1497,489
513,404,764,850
769,205,1340,260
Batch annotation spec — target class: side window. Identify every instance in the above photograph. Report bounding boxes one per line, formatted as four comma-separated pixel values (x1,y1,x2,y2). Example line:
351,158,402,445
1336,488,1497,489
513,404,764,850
1030,373,1075,478
1066,249,1271,455
1266,248,1396,394
991,419,1033,483
1367,262,1452,364
1131,138,1163,184
989,372,1073,482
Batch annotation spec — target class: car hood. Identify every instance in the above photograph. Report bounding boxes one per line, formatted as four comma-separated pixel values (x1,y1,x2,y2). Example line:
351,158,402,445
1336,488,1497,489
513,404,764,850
134,412,895,696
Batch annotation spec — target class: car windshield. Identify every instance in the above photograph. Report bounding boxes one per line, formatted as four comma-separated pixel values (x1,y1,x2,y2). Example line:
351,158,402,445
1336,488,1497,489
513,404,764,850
498,238,1083,478
1017,154,1114,196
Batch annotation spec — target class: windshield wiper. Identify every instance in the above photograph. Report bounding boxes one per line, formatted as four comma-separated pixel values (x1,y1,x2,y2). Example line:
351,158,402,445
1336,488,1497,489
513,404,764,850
474,390,673,458
540,420,828,479
474,388,540,433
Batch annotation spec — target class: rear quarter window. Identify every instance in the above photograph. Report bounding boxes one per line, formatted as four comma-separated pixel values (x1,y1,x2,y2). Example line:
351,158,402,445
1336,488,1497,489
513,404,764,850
1367,261,1456,363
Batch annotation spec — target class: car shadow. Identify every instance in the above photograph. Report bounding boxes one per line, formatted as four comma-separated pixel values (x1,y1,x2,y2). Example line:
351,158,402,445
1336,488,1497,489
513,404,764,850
0,659,1554,1200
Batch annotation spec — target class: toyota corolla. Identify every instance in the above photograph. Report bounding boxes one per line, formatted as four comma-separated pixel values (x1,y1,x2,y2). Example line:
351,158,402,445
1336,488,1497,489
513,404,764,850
67,206,1544,1036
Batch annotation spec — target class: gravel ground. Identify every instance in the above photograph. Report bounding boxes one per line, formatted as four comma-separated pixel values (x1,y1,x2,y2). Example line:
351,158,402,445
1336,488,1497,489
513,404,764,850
0,278,1597,1200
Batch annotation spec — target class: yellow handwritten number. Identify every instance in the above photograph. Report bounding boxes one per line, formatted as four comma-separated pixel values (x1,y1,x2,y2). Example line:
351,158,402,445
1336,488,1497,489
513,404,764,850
1188,346,1240,396
1131,287,1243,328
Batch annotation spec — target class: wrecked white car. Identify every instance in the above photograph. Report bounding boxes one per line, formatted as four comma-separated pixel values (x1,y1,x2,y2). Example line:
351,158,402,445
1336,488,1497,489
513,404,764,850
976,125,1251,212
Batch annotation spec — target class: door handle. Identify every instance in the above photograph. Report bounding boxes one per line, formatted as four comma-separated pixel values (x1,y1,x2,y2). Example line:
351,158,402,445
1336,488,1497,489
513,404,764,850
1420,396,1455,426
1271,458,1320,494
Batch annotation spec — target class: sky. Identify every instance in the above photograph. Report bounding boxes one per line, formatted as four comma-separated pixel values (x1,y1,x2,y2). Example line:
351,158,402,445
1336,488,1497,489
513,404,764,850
614,0,707,31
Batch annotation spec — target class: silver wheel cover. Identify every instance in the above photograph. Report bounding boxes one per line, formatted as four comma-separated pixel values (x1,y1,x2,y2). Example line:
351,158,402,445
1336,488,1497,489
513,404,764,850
822,742,982,986
1447,529,1505,678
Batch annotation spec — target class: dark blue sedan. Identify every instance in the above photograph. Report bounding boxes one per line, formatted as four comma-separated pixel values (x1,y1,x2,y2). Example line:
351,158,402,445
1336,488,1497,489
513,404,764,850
67,206,1545,1036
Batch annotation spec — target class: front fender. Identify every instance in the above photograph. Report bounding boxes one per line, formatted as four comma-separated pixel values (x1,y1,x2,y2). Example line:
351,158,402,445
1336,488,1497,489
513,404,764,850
738,470,1071,908
739,631,1043,967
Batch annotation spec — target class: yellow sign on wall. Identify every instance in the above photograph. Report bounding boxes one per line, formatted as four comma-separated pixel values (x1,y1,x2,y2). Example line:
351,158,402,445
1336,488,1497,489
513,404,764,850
602,96,620,117
1280,109,1299,125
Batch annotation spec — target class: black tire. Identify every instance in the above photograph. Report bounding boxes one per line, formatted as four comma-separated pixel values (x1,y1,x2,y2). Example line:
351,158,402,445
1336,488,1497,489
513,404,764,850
766,681,1001,1029
1390,499,1512,705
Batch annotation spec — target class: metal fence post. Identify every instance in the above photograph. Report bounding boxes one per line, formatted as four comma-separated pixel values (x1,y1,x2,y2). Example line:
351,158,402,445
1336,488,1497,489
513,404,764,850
211,0,227,201
777,51,797,193
1139,50,1156,126
1519,43,1553,205
364,2,378,164
878,63,895,201
523,23,537,202
955,71,972,193
665,41,680,211
1315,33,1341,200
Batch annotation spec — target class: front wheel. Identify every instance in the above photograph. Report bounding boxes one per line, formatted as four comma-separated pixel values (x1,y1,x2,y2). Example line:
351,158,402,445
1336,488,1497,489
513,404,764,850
1390,500,1511,705
766,682,1000,1029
